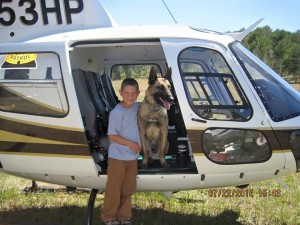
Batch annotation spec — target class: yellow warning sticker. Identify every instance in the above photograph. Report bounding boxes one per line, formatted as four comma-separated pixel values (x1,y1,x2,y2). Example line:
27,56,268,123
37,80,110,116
5,54,36,64
1,53,37,69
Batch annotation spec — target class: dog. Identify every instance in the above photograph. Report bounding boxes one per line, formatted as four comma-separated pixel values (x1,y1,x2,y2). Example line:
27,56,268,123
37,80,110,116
138,67,174,168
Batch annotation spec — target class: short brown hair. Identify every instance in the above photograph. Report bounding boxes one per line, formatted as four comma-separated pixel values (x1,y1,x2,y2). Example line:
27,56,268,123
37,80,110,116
121,78,139,90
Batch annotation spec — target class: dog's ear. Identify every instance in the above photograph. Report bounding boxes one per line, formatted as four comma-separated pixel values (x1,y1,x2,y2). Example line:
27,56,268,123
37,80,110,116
148,67,157,85
164,67,172,80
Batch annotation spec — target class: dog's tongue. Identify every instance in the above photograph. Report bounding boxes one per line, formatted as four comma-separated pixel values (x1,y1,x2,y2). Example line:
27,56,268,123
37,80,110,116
159,97,171,110
163,100,171,110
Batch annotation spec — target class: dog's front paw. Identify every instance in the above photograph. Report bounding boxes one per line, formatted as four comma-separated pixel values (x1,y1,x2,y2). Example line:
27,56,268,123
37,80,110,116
160,159,170,168
140,160,148,169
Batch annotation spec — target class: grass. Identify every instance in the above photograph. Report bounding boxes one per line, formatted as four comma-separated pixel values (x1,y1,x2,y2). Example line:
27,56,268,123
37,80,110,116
291,83,300,92
0,172,299,225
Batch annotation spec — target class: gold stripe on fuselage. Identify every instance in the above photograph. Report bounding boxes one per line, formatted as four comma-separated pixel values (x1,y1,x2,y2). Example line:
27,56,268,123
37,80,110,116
0,115,83,132
0,151,91,158
0,130,87,146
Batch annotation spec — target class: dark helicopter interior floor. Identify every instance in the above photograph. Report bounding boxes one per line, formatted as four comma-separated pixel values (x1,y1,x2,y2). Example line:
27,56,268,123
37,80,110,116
98,154,197,175
137,154,198,174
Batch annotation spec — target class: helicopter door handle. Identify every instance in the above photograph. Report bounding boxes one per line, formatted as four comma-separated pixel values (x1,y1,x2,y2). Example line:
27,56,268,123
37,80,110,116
191,118,207,123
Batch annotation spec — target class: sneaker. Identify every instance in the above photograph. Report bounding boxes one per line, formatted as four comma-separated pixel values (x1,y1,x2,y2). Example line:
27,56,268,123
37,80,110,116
121,219,133,225
103,220,120,225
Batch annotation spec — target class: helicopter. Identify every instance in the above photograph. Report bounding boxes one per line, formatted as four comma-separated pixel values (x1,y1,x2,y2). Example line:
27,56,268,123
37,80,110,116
0,0,299,224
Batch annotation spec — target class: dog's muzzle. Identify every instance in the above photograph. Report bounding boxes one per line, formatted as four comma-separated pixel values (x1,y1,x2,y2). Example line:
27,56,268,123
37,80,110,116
160,95,174,110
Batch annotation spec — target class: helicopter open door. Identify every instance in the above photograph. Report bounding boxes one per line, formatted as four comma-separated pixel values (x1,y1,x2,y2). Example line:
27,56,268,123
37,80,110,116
161,38,289,186
0,41,99,185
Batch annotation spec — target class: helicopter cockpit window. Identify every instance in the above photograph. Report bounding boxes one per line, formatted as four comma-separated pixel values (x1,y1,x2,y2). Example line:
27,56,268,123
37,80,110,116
0,53,68,117
203,128,271,164
179,47,251,121
231,42,300,122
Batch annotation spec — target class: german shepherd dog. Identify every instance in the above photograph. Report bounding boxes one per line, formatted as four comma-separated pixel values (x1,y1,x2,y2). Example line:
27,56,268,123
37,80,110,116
138,67,174,168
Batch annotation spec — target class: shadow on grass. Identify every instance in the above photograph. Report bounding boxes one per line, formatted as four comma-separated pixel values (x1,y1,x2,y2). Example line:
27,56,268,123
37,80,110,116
0,206,243,225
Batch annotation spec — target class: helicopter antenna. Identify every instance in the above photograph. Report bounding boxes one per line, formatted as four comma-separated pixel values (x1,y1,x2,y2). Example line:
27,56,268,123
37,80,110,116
161,0,177,24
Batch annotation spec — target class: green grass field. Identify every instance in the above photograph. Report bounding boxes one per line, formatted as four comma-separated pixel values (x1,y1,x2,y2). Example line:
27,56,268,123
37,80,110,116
0,172,299,225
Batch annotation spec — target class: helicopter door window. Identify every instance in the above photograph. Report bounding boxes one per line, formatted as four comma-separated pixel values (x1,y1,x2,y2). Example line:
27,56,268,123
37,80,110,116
203,128,271,164
0,52,68,117
180,62,205,73
179,47,252,121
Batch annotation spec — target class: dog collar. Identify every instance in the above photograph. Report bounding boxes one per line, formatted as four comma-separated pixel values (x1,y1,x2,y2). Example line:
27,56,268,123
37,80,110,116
150,104,161,112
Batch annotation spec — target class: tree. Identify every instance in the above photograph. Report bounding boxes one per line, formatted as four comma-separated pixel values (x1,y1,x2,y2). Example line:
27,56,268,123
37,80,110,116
242,26,300,83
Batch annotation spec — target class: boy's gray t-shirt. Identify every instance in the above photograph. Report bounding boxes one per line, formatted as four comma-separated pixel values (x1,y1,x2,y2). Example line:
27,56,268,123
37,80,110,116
107,102,141,160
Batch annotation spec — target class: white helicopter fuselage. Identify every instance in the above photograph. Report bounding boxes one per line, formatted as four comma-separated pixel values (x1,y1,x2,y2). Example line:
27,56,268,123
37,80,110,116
0,0,299,192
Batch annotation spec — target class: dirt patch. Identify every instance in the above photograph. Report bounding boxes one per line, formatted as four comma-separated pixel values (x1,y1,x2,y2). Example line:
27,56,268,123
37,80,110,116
291,83,300,92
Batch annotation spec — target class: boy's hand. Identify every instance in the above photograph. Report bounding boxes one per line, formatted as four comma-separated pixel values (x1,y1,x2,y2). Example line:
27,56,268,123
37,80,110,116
128,142,141,153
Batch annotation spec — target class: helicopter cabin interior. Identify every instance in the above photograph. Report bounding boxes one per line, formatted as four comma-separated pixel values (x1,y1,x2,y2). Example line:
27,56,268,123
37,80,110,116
69,40,196,174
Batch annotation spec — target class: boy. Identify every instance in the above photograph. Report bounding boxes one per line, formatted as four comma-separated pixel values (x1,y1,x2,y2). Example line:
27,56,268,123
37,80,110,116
101,78,141,225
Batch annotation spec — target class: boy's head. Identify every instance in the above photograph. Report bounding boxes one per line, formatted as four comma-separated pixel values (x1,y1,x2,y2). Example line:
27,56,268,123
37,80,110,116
119,78,140,107
120,78,139,91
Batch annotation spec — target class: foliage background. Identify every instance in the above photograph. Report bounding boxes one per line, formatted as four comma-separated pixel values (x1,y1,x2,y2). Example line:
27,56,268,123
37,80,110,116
242,26,300,83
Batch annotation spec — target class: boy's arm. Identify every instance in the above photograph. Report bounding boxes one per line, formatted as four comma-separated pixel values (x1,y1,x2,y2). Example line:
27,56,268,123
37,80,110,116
109,134,141,153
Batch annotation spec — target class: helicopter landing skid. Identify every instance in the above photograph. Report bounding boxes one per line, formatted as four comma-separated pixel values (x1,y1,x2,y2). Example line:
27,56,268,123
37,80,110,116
87,189,98,225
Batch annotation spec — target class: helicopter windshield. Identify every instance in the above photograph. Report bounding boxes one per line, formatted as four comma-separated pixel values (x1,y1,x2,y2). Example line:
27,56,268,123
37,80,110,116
231,42,300,122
